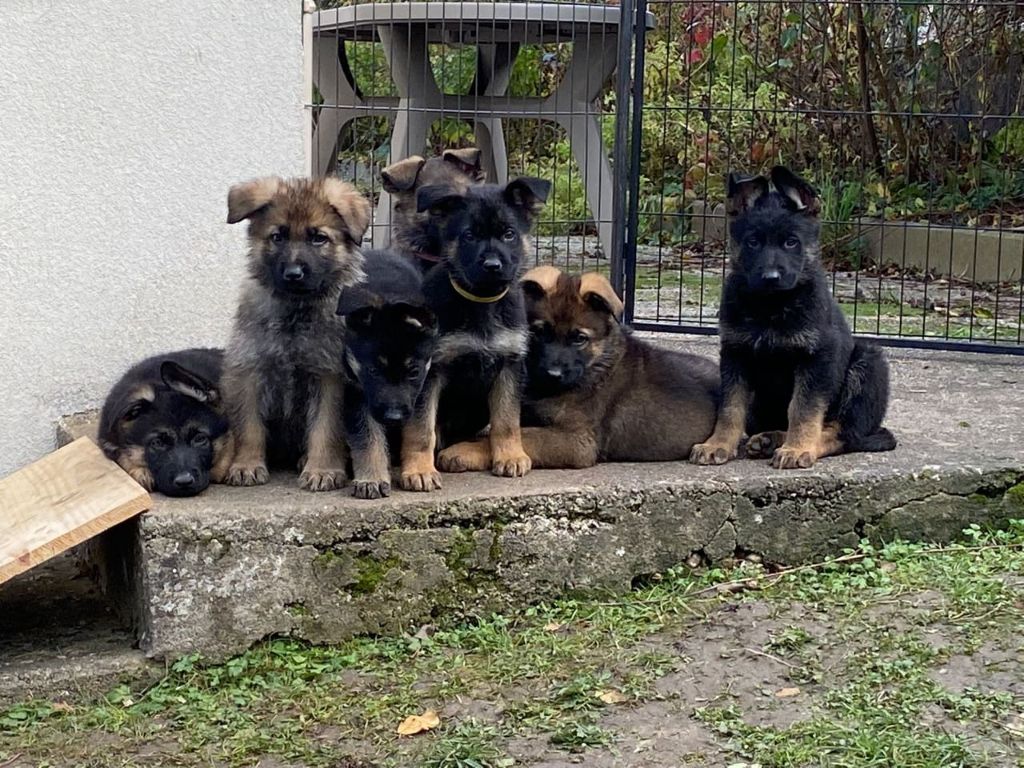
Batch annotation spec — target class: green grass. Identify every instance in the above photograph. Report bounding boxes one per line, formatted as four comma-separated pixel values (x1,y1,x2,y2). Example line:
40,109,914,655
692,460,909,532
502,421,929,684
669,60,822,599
5,521,1024,766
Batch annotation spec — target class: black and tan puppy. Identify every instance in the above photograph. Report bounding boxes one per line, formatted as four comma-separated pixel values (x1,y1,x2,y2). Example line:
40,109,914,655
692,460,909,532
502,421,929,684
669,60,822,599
397,177,551,491
335,250,439,499
99,348,232,497
380,148,485,273
221,176,371,491
690,166,896,469
441,267,719,469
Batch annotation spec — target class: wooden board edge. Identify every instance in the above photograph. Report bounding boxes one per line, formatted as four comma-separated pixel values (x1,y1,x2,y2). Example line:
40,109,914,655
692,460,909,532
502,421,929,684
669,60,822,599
0,442,152,586
0,493,150,586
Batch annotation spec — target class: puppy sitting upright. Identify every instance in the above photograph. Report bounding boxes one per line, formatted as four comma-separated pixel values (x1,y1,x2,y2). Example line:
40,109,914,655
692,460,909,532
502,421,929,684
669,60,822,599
100,348,232,497
690,166,896,469
335,250,439,499
380,148,485,273
398,177,551,491
440,266,720,469
222,176,371,490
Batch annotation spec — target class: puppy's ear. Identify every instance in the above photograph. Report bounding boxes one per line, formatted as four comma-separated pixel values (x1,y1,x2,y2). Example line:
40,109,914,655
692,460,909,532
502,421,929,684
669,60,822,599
160,362,220,405
770,166,821,216
395,303,438,336
336,284,381,317
579,272,624,320
442,147,485,182
227,177,281,224
381,155,426,193
503,177,552,220
416,184,464,215
322,177,372,244
725,173,769,216
521,265,562,303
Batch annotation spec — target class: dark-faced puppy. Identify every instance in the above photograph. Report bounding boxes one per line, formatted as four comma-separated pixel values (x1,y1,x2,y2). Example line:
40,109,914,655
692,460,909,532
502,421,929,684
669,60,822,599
99,348,232,497
221,176,371,491
396,177,551,491
335,250,438,499
690,166,896,469
380,148,485,273
440,267,719,469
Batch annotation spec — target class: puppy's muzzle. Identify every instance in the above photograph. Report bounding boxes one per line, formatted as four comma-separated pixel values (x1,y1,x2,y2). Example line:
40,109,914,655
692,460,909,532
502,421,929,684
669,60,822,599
481,255,503,274
283,263,308,283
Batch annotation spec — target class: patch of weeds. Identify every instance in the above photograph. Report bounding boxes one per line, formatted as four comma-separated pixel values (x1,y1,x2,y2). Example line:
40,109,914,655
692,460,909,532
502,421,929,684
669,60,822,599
938,688,1015,722
420,719,512,768
765,626,813,656
698,704,975,768
548,719,613,751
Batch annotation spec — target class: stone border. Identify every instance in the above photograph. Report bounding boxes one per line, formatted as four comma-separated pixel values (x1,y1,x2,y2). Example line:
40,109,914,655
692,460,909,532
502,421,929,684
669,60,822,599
689,202,1024,283
85,465,1023,663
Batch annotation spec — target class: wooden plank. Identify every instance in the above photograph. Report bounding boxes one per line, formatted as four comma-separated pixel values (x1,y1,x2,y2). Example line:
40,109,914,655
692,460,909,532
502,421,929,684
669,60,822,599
0,437,151,585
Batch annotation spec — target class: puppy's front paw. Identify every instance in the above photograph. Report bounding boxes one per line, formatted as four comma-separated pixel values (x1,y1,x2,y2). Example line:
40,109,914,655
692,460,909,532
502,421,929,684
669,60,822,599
298,466,347,492
770,445,816,469
226,462,269,486
400,470,442,492
438,441,491,473
352,479,391,499
746,431,786,459
127,466,155,491
492,451,532,478
689,441,737,466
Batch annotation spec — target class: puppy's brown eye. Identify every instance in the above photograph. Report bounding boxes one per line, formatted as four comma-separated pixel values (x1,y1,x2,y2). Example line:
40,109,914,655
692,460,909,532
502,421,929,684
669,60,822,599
784,236,800,249
461,231,476,243
745,234,760,248
192,433,210,448
501,228,517,242
571,330,590,347
310,232,329,246
270,231,285,244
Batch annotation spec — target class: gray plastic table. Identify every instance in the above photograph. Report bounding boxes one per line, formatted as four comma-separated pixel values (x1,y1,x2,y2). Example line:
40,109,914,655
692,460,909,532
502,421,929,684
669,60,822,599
313,2,655,249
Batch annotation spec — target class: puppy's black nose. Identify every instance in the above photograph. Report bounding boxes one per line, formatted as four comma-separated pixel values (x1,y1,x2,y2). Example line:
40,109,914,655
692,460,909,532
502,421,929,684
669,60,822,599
761,269,781,283
482,256,503,273
173,472,197,489
546,367,564,380
283,263,306,282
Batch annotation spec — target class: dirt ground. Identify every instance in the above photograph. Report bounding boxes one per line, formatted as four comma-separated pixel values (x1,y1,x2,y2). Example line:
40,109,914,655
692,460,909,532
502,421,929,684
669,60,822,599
3,526,1024,768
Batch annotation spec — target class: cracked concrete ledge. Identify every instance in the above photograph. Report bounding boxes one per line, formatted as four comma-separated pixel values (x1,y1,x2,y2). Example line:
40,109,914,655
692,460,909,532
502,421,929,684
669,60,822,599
55,341,1024,664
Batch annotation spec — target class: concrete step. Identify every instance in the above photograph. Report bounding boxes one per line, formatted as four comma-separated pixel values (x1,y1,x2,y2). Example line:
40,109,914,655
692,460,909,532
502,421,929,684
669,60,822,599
54,341,1024,664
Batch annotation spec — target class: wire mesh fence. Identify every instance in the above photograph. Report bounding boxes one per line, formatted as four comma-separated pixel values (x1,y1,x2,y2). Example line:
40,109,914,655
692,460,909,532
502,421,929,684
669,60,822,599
310,0,1024,354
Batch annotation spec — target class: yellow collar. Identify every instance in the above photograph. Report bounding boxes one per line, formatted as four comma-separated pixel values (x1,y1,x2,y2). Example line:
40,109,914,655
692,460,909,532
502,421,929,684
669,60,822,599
449,274,509,304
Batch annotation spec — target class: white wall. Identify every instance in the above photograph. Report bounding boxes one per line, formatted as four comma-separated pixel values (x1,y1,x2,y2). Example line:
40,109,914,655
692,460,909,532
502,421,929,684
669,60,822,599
0,1,306,475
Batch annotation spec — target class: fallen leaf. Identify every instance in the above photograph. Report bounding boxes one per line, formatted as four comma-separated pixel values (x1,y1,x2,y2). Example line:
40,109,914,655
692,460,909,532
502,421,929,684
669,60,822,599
396,709,440,736
775,687,801,698
50,702,74,713
596,689,628,704
543,622,564,632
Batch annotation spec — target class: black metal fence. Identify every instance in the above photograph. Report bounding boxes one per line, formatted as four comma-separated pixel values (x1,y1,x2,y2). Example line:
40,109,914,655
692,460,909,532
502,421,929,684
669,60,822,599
311,0,1024,354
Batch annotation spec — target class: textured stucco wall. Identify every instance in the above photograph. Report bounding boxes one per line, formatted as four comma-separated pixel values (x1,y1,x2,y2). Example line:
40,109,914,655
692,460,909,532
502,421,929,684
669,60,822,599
0,1,305,475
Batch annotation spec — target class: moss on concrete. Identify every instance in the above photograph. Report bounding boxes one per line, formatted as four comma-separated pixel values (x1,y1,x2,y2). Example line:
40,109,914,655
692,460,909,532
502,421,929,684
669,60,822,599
350,555,401,595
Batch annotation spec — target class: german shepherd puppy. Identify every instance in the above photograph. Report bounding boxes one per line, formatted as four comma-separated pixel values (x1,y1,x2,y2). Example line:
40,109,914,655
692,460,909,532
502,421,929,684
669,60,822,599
335,250,439,499
99,348,232,497
221,176,371,491
690,166,896,469
397,177,551,491
380,148,485,273
440,267,719,469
